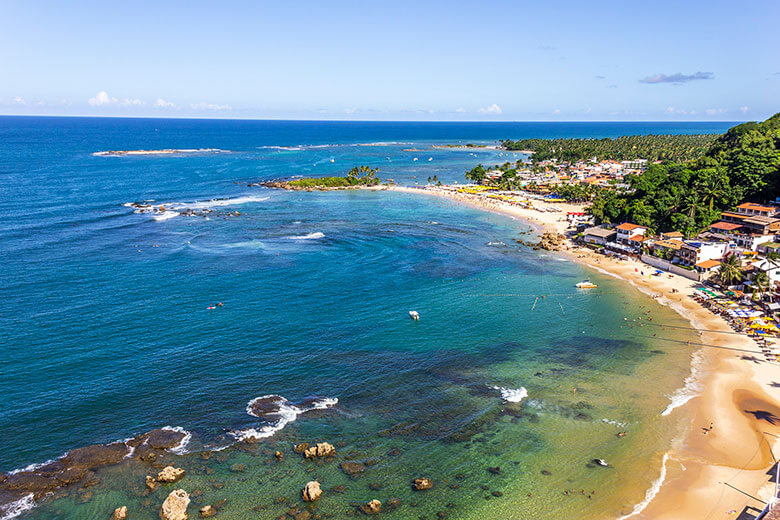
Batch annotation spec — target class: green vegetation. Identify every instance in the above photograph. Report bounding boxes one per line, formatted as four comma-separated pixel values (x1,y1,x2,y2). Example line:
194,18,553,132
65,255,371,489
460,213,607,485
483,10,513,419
502,134,718,163
589,113,780,236
287,165,380,188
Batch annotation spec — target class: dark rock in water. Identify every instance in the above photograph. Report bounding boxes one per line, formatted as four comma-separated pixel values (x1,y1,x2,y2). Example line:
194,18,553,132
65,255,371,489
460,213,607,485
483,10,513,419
385,497,401,511
340,462,366,477
574,412,591,421
294,443,310,454
386,448,401,457
369,482,381,491
480,485,489,490
534,372,543,377
330,485,346,493
541,470,552,476
437,512,447,519
487,467,501,475
127,429,186,451
274,451,283,460
491,491,503,497
454,473,465,481
229,463,246,473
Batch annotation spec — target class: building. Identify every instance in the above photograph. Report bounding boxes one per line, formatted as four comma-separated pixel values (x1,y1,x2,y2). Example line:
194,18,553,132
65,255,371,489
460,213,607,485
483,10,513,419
694,259,722,279
678,241,729,267
615,223,648,248
582,226,616,246
736,202,778,218
650,238,685,262
709,222,743,235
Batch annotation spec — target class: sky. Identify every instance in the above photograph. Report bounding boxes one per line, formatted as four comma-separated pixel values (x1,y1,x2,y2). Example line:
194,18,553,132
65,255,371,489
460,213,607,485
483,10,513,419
0,0,778,121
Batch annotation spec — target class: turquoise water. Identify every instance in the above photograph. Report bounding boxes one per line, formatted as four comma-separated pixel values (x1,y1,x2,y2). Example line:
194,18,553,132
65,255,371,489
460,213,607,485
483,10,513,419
0,117,724,519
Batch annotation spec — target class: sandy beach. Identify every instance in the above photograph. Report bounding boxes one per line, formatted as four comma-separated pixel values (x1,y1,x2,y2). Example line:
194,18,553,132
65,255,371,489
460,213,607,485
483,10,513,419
387,185,780,519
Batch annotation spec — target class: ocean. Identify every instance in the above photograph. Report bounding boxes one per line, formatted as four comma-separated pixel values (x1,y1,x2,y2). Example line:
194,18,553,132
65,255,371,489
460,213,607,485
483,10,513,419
0,117,736,519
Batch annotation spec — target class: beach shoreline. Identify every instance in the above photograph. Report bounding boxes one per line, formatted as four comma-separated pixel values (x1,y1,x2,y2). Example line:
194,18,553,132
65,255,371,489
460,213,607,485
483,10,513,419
386,184,780,519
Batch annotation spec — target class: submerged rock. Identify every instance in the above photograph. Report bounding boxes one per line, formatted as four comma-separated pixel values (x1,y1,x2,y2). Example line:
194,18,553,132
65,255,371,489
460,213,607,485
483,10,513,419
413,478,433,491
160,489,190,520
111,506,128,520
359,499,381,515
157,466,186,483
339,462,366,477
146,475,159,491
199,505,216,517
302,481,321,502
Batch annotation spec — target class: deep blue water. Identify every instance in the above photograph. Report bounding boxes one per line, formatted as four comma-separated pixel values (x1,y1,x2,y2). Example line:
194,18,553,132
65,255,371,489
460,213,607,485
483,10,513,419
0,117,729,519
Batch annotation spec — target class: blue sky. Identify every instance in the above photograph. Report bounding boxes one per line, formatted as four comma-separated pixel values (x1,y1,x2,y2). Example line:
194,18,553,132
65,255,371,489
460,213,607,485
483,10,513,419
0,0,777,121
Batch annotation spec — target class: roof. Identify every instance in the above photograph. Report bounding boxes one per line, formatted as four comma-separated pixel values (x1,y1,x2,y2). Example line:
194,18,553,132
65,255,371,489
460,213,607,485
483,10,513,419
654,239,684,250
763,242,780,250
743,216,780,225
627,234,646,242
695,259,722,269
661,231,684,238
583,226,616,238
721,211,748,220
616,223,645,231
738,202,776,213
710,222,742,231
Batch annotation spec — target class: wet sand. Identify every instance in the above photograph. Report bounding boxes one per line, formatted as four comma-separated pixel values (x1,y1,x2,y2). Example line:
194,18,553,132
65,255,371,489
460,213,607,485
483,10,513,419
387,185,780,519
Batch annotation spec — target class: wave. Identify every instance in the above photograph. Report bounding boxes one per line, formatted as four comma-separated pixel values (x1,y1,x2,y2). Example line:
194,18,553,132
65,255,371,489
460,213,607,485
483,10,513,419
661,349,704,416
616,453,670,520
124,194,270,220
492,386,528,403
230,395,338,442
162,426,192,455
0,494,35,520
601,418,628,428
94,148,228,156
286,232,325,240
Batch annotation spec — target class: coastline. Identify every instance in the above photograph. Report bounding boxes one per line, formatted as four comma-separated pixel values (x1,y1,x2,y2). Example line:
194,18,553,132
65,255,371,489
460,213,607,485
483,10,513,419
386,185,780,519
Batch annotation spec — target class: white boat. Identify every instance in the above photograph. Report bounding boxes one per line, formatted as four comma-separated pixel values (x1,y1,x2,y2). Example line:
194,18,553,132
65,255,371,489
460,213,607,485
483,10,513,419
594,458,608,467
575,280,598,289
413,157,418,161
428,157,433,161
409,310,420,321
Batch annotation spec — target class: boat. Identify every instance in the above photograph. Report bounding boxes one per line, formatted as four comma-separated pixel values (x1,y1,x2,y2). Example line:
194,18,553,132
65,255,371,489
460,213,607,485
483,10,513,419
593,458,609,467
575,280,598,289
409,310,420,321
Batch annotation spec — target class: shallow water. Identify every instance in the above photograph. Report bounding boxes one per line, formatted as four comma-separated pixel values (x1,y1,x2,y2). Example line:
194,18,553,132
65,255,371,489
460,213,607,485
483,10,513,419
0,117,723,519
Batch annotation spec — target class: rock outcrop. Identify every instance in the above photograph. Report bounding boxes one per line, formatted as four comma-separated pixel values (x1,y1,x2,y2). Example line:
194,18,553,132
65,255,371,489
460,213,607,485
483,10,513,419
302,480,322,502
157,466,185,483
413,477,433,490
303,442,335,459
199,505,216,517
359,499,381,515
535,232,567,251
111,506,128,520
160,489,190,520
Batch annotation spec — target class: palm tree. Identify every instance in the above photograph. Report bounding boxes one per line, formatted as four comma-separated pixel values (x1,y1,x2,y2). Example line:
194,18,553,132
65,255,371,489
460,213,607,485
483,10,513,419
766,250,780,268
752,271,770,302
718,254,744,288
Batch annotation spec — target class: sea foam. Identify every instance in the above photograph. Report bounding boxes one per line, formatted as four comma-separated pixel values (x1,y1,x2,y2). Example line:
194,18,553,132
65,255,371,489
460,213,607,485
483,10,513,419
492,386,528,403
286,232,325,240
616,453,670,520
230,395,338,442
0,494,35,520
661,349,704,416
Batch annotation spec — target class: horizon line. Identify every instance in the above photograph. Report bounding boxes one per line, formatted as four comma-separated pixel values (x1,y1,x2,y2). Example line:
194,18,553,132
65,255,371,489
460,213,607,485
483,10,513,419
0,113,746,124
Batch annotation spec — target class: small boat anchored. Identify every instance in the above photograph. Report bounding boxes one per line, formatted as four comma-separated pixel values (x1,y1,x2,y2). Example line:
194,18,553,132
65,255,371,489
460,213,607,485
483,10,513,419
575,280,598,289
409,310,420,321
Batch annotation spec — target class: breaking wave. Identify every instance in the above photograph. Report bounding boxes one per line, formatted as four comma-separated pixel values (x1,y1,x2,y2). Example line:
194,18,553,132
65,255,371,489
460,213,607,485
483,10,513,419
616,453,670,520
492,386,528,403
124,194,270,220
229,395,338,442
661,349,704,416
0,494,35,520
286,232,325,240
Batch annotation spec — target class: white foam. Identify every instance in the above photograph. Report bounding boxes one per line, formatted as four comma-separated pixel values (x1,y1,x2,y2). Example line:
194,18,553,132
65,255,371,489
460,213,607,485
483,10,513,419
661,349,704,416
601,418,628,428
94,148,227,156
162,426,193,455
493,386,528,403
7,459,56,476
232,395,338,442
126,194,270,220
616,453,670,520
0,494,35,520
286,232,325,240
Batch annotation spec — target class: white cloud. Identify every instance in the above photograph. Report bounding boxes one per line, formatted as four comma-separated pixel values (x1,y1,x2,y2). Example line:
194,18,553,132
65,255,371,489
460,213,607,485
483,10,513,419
344,107,357,114
13,96,26,105
190,102,231,111
455,107,466,113
739,106,750,114
705,108,725,115
121,98,145,106
88,91,118,106
552,108,561,115
478,103,502,115
665,106,696,115
154,98,175,108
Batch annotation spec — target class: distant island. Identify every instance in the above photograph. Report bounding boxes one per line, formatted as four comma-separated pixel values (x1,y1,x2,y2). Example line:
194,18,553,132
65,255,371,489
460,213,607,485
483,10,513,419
261,165,382,190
